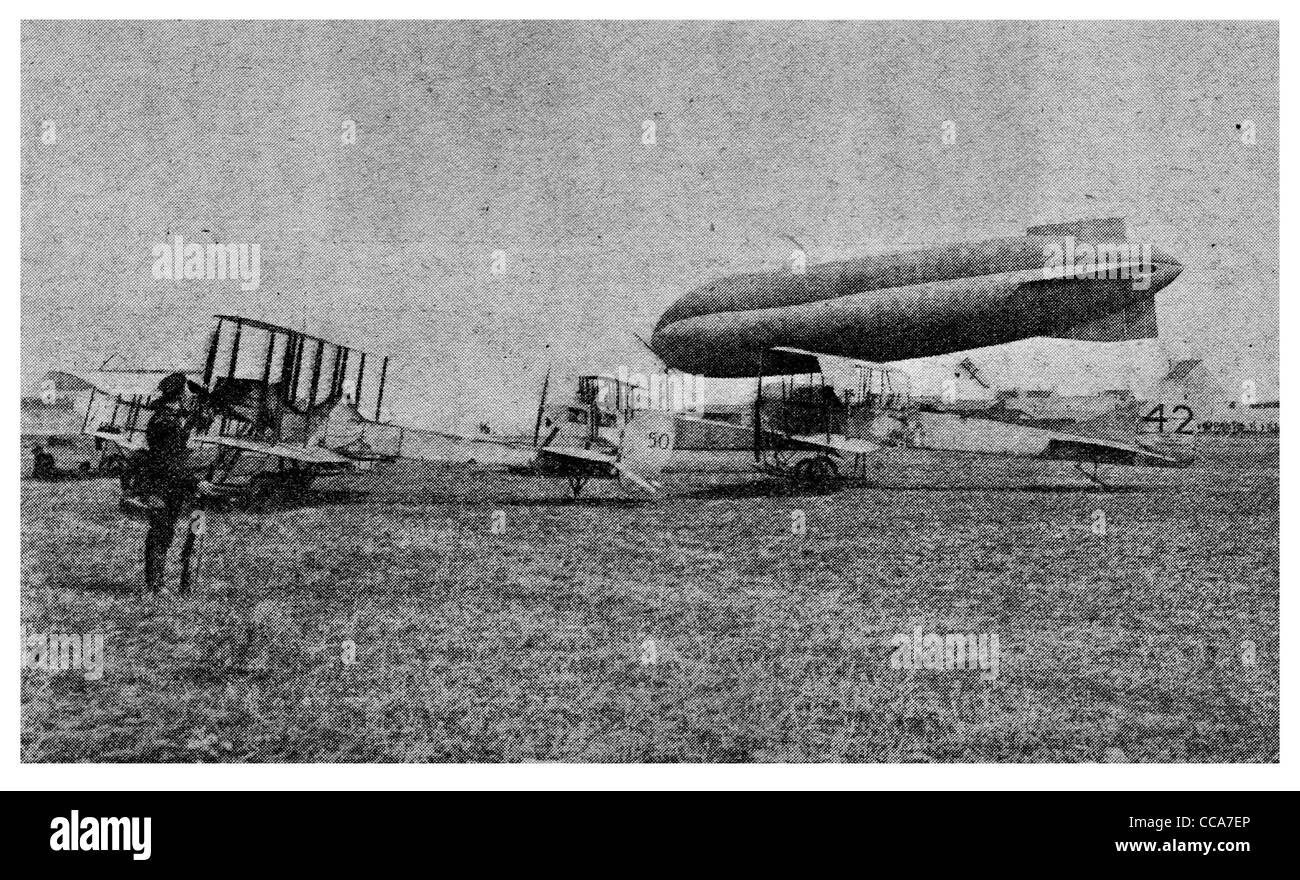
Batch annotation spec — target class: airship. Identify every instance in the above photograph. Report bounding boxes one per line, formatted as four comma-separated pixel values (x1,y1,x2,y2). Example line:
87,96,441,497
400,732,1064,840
650,218,1182,377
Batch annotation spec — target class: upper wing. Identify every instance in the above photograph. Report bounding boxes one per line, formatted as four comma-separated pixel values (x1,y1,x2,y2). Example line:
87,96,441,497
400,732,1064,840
769,345,895,371
47,369,183,401
676,408,1190,469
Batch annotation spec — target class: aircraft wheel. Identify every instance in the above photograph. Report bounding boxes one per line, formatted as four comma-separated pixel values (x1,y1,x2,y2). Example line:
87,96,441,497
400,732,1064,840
244,471,314,509
99,452,128,476
793,456,838,488
811,456,839,483
120,461,144,495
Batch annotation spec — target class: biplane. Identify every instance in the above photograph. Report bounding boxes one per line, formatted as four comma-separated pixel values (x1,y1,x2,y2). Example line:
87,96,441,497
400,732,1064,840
429,370,677,497
434,340,1192,499
62,315,413,505
59,314,679,504
674,346,1193,490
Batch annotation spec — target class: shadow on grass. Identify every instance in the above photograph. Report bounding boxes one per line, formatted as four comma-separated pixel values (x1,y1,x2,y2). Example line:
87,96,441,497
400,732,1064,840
679,478,1160,500
51,577,139,594
505,495,650,508
240,487,655,509
194,476,1162,511
680,479,842,500
874,483,1159,495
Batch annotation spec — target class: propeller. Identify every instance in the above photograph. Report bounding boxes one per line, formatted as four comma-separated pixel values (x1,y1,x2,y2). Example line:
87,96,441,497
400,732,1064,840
532,365,551,447
631,332,661,363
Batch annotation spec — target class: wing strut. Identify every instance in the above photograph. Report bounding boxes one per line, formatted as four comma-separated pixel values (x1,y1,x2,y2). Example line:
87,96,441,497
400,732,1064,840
533,366,551,447
374,356,389,421
753,350,764,463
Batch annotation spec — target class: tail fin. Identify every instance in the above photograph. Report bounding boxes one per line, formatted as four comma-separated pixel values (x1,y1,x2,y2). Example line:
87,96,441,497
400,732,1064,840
616,409,675,493
1027,217,1164,342
1028,217,1127,242
1050,297,1159,342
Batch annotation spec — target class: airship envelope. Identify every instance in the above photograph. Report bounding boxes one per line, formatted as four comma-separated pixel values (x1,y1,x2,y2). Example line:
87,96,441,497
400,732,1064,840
651,218,1182,377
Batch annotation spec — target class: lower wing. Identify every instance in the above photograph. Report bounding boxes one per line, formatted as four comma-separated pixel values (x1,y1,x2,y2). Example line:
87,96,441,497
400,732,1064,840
881,411,1193,468
674,412,881,457
535,444,665,493
192,434,356,466
675,410,1192,469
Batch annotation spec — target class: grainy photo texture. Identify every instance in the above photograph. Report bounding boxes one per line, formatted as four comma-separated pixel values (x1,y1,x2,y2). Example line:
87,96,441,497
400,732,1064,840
21,20,1278,762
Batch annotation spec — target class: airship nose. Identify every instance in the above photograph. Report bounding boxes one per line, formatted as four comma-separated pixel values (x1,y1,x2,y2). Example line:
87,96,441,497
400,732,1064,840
1150,247,1181,273
1147,248,1182,290
649,322,690,372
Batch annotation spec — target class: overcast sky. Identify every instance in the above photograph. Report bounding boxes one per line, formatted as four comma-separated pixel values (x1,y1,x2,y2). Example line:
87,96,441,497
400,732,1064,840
22,20,1278,430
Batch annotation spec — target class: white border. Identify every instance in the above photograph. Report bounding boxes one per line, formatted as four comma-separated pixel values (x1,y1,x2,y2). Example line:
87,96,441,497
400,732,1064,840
4,5,1291,791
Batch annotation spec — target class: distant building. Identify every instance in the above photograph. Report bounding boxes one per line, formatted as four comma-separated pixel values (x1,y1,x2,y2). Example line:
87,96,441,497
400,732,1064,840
1205,400,1280,436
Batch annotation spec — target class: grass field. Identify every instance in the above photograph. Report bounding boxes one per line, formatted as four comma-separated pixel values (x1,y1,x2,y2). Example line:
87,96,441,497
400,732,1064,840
21,439,1277,762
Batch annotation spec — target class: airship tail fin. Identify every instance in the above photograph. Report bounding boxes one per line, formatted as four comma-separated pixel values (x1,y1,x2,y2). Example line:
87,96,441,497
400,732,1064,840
1027,217,1127,242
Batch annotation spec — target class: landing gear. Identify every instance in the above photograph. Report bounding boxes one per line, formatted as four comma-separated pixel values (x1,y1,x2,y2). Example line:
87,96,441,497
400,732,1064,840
791,455,839,488
850,452,875,479
1074,459,1111,490
765,445,795,473
242,468,315,508
567,475,588,498
98,452,128,476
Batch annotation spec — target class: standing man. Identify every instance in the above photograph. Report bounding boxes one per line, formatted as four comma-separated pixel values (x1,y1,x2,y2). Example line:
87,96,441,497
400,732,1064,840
137,373,201,593
31,442,57,480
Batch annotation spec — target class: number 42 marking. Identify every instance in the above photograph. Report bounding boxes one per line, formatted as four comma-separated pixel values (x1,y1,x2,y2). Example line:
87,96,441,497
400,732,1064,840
1143,404,1195,434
